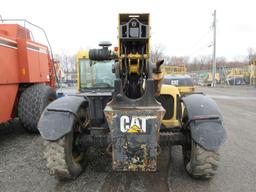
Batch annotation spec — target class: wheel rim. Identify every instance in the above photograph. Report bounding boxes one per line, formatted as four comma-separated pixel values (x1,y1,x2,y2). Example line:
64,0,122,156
72,132,84,163
183,138,191,165
71,107,88,164
73,152,84,163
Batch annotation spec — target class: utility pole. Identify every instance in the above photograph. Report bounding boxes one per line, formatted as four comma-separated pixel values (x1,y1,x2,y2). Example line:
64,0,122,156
211,10,217,87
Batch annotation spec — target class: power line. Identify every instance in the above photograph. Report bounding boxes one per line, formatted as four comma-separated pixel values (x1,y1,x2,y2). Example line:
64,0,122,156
187,12,217,60
188,42,211,58
189,30,211,51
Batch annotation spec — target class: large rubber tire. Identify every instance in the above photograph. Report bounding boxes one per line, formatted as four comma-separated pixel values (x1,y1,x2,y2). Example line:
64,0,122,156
43,108,88,180
183,140,220,179
18,84,56,133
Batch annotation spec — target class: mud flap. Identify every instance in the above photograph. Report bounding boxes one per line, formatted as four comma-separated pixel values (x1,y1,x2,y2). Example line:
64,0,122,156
38,96,88,141
182,94,227,151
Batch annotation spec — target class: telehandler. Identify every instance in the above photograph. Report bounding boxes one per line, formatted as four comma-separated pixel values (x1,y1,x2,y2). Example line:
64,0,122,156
38,13,226,180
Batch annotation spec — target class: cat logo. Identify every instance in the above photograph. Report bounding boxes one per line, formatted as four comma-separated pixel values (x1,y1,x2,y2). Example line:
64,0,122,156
120,115,157,133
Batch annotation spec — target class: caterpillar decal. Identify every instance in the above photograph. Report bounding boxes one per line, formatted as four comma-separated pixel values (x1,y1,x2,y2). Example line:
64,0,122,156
120,115,157,133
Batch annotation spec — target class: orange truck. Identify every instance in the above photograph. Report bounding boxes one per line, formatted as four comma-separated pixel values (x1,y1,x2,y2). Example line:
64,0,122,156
0,19,56,132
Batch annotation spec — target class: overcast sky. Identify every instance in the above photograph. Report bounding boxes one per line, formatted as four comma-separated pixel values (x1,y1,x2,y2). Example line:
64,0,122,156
1,0,256,60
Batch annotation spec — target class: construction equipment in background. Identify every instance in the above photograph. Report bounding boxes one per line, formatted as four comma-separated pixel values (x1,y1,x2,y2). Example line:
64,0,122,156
218,66,230,85
249,58,256,86
163,65,195,94
164,65,187,75
163,74,195,94
205,72,220,85
193,62,254,86
0,19,56,132
38,13,226,180
226,68,250,85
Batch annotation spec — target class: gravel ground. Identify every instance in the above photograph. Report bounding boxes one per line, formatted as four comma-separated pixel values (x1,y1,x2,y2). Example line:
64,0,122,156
0,86,256,192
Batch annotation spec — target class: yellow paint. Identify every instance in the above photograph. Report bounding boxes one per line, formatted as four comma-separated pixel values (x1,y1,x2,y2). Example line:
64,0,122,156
118,13,150,74
130,64,139,73
76,50,89,91
160,84,181,128
120,53,149,74
127,125,142,133
178,86,195,94
206,72,220,82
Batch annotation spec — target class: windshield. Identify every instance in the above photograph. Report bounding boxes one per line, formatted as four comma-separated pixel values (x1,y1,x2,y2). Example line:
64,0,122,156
79,59,116,89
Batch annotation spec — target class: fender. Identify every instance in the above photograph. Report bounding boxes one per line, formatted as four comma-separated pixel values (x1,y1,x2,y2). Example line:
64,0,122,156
38,96,88,141
182,94,227,151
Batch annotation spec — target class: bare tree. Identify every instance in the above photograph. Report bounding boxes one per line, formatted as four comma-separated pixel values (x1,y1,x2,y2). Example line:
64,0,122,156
150,44,166,64
164,55,172,65
247,48,256,62
170,56,189,66
188,55,212,72
54,50,76,81
216,57,226,68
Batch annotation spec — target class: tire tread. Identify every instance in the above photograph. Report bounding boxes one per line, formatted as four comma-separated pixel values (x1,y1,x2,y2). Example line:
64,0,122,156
186,142,219,179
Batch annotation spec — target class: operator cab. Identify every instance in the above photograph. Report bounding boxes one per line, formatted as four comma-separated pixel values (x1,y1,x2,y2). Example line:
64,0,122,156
79,58,116,90
77,49,115,126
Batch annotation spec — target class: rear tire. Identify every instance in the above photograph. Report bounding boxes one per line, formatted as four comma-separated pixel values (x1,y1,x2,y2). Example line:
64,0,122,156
183,140,220,179
18,84,56,133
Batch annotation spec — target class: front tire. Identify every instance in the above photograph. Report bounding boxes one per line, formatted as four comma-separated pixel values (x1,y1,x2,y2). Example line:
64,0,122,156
43,107,88,180
44,131,87,179
183,140,220,179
